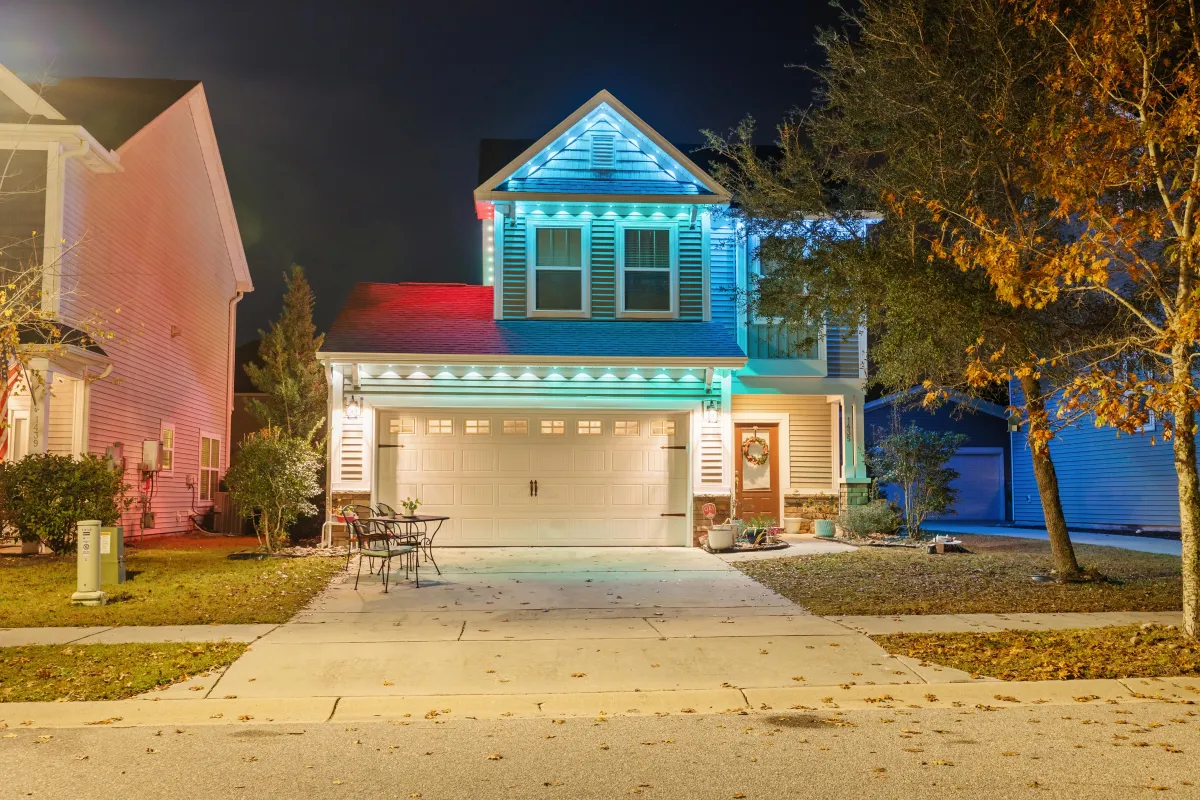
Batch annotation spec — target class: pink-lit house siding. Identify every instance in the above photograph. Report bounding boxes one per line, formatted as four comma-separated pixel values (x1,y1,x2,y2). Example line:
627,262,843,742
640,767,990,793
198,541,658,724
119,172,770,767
58,87,248,535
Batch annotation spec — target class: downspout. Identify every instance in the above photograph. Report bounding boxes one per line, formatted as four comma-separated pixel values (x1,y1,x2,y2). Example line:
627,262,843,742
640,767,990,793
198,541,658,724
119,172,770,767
321,361,335,546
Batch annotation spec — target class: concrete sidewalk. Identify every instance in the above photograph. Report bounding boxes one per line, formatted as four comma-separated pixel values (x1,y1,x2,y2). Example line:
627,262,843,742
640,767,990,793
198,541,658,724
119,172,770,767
1,675,1197,730
923,521,1183,555
0,624,277,647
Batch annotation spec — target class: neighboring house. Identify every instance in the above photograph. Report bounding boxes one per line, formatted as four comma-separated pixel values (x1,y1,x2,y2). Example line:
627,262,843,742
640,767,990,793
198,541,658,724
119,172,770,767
319,90,868,547
1011,403,1179,533
865,391,1012,522
0,65,253,536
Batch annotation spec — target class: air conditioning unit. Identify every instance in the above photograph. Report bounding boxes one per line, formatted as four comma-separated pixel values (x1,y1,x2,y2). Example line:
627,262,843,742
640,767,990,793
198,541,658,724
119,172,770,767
141,439,164,472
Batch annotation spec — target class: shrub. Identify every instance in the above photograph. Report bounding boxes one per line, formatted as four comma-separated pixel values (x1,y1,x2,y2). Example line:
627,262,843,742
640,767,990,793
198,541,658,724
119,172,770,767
0,453,132,554
868,422,966,538
226,426,321,552
836,500,900,538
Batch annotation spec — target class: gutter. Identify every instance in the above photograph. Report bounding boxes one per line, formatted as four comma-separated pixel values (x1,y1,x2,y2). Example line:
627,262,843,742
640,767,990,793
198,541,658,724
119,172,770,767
315,352,748,370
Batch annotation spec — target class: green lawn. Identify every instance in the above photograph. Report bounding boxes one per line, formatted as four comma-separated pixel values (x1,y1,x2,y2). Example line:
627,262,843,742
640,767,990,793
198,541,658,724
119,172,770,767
0,642,246,702
0,537,342,627
735,534,1181,615
874,624,1200,681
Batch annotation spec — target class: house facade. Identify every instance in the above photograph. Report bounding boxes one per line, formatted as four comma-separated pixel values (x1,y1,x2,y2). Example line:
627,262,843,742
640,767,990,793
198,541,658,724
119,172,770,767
0,65,253,536
319,91,868,546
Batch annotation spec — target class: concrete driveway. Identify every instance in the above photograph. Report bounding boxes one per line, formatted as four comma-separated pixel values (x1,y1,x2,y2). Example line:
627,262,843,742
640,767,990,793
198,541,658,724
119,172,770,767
213,547,929,700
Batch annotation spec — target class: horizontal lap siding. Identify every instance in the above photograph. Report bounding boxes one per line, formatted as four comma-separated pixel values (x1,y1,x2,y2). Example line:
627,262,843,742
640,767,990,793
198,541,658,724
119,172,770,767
59,95,237,535
733,395,832,491
1012,418,1181,529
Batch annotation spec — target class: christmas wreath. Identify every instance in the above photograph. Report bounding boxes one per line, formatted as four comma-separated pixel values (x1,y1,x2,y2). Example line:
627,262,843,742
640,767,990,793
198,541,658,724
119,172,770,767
741,435,770,466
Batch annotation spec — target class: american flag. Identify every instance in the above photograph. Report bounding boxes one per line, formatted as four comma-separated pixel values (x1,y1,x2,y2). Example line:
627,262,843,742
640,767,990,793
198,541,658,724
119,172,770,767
0,358,22,462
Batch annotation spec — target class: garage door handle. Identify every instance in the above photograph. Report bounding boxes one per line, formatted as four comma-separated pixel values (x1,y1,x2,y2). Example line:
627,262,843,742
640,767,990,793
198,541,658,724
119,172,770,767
660,445,687,450
529,479,534,497
534,480,538,497
661,513,686,517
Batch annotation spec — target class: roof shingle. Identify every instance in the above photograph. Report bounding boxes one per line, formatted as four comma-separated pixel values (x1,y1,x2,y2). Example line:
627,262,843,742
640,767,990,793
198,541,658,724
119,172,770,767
322,283,745,362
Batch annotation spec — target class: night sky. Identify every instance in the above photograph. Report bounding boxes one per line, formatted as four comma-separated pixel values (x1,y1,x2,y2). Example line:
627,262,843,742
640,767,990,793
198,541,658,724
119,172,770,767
1,1,842,341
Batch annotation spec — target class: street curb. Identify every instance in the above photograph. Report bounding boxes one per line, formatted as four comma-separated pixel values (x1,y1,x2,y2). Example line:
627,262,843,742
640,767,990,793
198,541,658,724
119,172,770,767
2,678,1196,729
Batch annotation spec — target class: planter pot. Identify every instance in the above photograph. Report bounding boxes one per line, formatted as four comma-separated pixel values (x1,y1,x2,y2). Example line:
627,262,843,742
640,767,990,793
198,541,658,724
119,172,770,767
813,520,835,539
707,525,735,551
783,518,802,535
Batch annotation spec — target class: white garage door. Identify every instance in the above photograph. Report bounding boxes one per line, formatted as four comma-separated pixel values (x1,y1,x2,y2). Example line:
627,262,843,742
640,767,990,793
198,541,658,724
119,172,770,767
375,410,690,546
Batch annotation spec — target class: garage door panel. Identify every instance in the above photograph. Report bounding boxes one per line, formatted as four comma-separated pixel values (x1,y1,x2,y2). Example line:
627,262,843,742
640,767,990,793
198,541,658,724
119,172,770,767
609,519,645,539
461,449,497,472
573,484,606,505
646,451,668,472
647,484,669,506
535,449,570,472
611,484,645,505
422,450,455,471
497,518,538,542
612,451,644,472
421,483,454,506
396,450,418,471
535,483,570,505
498,483,533,506
572,449,606,472
460,518,495,542
498,449,531,473
460,484,495,506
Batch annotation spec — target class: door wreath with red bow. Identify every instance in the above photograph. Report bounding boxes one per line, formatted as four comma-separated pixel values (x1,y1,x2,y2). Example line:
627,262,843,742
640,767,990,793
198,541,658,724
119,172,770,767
741,433,770,466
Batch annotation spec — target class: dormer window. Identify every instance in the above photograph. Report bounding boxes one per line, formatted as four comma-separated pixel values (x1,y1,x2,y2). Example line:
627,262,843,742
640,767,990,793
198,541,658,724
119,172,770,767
617,223,677,317
528,219,590,317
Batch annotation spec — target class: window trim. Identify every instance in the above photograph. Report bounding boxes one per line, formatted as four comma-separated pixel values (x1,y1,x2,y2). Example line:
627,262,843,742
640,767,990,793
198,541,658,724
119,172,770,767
613,420,641,437
539,419,566,436
464,418,491,435
746,234,829,363
426,418,454,435
198,432,222,505
616,219,678,319
160,422,175,473
577,419,602,436
502,419,529,436
526,217,591,319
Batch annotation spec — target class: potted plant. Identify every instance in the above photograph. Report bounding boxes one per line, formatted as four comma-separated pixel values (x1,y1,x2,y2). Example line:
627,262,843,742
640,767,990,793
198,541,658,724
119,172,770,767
400,497,421,517
706,518,737,551
744,514,777,545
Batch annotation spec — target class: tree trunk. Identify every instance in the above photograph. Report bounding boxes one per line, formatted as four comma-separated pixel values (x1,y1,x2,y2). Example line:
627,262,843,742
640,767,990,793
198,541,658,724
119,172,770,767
1170,347,1200,639
1020,375,1082,580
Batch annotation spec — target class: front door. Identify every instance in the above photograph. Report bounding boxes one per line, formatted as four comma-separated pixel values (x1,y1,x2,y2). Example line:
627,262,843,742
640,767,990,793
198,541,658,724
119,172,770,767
735,423,780,522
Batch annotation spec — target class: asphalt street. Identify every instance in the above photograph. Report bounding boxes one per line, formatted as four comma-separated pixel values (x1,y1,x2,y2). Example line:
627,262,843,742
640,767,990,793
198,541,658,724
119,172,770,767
4,704,1198,799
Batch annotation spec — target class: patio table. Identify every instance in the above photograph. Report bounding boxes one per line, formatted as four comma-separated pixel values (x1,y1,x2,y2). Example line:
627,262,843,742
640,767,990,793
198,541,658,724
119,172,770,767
371,515,448,576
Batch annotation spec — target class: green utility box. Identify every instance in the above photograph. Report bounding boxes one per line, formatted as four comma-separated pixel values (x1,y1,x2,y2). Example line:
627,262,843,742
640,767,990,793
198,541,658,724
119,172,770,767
100,526,126,585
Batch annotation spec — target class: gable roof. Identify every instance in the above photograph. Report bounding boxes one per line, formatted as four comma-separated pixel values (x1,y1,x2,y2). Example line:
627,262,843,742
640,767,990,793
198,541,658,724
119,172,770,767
865,388,1012,419
321,283,746,366
34,77,200,151
474,90,730,204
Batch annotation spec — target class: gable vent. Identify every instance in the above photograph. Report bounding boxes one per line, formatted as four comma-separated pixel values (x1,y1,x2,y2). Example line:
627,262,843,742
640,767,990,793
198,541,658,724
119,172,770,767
590,134,616,171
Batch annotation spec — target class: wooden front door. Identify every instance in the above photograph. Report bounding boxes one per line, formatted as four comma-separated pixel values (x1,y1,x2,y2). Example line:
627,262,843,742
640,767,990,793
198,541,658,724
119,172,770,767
735,423,780,522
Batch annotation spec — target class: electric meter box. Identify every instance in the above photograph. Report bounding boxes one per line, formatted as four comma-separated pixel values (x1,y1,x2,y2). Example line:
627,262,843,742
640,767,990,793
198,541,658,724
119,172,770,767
100,526,126,585
141,439,163,472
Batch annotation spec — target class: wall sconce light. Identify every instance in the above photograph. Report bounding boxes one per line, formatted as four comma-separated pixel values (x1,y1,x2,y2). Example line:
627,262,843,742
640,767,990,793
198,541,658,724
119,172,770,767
344,394,361,420
704,399,719,424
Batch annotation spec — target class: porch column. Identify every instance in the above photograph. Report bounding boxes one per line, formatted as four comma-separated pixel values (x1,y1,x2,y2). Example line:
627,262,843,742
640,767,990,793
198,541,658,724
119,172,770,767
839,391,870,510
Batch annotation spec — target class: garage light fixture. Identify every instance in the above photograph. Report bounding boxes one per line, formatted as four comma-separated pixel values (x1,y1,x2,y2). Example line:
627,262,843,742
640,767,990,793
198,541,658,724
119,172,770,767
344,395,362,420
704,399,719,424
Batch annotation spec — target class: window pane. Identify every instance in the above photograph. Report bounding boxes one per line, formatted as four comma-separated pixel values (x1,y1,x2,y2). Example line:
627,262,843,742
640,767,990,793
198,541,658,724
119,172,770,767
624,271,670,311
536,227,581,267
536,269,582,311
624,229,670,269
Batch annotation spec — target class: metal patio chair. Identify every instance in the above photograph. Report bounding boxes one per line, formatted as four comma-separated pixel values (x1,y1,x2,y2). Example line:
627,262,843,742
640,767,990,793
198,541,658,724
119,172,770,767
349,517,418,592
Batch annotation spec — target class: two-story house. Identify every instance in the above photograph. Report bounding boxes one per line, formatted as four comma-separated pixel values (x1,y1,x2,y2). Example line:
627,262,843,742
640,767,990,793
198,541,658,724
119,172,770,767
319,91,867,547
0,65,253,537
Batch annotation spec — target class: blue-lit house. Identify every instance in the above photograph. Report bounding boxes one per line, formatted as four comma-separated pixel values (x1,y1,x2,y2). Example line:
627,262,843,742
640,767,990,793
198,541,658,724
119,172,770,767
318,91,868,546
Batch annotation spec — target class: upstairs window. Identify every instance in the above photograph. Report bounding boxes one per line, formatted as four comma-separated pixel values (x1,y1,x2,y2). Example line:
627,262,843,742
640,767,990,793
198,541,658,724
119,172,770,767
533,226,585,313
620,226,674,314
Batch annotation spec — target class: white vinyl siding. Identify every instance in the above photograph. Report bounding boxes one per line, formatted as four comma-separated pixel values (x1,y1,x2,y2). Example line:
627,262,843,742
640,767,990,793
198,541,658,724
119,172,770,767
732,395,833,491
